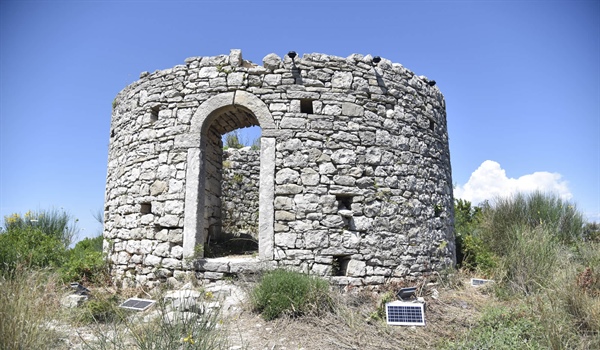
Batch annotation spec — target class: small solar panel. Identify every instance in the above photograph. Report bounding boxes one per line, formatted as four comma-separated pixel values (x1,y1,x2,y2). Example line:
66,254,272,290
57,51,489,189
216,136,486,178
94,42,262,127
119,298,156,311
385,301,425,326
471,278,494,286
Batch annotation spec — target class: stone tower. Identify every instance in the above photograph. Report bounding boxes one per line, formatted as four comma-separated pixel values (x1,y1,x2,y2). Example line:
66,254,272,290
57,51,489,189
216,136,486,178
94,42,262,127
103,50,455,287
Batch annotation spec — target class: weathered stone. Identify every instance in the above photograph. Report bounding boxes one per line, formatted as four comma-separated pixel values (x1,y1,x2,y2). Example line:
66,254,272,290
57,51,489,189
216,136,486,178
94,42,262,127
229,49,242,67
331,71,353,89
263,53,282,70
346,260,366,277
104,50,454,288
275,168,300,184
61,294,88,308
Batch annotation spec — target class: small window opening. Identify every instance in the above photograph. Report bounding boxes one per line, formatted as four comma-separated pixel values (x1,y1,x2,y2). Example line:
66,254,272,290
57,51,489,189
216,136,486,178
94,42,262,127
140,203,152,214
429,119,435,131
150,106,160,122
332,255,351,276
336,195,353,210
300,99,314,114
110,129,115,138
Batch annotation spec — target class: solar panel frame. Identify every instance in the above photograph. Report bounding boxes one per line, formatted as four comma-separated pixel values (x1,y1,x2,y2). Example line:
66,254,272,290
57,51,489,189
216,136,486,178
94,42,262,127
471,278,494,286
119,298,156,311
385,301,425,326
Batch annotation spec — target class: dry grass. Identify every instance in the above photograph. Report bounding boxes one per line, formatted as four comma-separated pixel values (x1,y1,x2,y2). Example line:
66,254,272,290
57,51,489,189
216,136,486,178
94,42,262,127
225,272,495,350
0,267,67,349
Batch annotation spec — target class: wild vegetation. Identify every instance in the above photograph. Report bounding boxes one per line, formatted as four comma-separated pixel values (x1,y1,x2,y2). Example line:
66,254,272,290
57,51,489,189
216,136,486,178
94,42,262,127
450,192,600,348
1,194,598,349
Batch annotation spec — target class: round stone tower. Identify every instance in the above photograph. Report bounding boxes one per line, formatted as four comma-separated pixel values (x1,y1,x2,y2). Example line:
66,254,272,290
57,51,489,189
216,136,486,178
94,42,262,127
103,49,455,287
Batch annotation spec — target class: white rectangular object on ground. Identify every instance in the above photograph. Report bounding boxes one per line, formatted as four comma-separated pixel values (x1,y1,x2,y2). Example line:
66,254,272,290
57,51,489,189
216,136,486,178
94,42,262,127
385,300,425,326
119,298,156,311
471,278,494,286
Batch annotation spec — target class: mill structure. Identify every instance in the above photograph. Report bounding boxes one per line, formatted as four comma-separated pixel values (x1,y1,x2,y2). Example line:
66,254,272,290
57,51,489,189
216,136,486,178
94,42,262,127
103,49,455,287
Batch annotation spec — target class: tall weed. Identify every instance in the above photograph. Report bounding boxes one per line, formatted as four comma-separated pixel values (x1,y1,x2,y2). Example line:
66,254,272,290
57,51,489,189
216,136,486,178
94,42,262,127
82,293,227,350
0,267,65,349
480,192,583,256
497,225,562,295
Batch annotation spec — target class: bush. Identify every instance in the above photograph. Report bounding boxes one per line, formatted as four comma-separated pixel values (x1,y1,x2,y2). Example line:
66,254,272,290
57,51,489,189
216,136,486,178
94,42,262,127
479,192,583,256
60,235,108,283
76,292,123,324
251,269,332,320
3,209,78,246
223,131,244,149
0,226,67,276
496,225,563,295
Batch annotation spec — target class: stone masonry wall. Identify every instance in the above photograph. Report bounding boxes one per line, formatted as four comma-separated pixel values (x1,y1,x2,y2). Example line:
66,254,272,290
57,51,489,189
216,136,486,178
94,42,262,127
221,147,261,240
103,49,455,287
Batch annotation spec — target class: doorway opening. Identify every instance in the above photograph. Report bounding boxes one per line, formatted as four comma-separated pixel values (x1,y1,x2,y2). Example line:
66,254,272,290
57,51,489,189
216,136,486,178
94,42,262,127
203,108,261,258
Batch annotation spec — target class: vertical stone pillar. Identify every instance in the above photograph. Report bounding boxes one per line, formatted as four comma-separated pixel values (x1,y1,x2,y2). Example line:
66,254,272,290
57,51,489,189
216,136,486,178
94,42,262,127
259,137,275,260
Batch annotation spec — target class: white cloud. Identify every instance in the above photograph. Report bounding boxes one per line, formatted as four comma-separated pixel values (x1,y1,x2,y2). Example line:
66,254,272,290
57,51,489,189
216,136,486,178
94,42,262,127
454,160,572,205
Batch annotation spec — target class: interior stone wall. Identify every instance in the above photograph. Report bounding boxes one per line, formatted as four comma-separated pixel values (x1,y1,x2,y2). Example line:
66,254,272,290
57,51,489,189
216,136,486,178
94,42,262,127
221,147,261,240
103,49,455,287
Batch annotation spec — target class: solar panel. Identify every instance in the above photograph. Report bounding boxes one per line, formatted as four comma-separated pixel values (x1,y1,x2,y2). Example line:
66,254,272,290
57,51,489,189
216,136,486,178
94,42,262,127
385,301,425,326
471,278,494,286
119,298,156,311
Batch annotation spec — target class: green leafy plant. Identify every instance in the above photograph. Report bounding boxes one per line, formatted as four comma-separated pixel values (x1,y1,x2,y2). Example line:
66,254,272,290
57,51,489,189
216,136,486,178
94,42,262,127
60,235,108,283
251,269,332,320
232,173,244,183
223,131,244,149
78,293,123,324
3,208,78,246
0,225,67,276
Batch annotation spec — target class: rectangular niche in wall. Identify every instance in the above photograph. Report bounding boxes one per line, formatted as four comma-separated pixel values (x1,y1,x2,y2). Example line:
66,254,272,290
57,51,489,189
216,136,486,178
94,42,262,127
332,255,351,276
300,99,314,114
140,203,152,214
336,195,353,211
150,106,160,123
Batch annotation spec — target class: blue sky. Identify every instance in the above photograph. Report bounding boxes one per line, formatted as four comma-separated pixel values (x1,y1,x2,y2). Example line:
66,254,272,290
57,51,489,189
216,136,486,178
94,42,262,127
1,0,598,241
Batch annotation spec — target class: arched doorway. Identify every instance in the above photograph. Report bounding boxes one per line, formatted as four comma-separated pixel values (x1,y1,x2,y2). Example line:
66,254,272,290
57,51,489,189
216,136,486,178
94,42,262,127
183,91,276,261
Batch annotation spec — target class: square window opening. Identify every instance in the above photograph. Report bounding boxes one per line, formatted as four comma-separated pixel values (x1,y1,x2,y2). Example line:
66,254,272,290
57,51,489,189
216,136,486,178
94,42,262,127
140,203,152,214
300,99,314,114
336,195,353,211
332,255,351,276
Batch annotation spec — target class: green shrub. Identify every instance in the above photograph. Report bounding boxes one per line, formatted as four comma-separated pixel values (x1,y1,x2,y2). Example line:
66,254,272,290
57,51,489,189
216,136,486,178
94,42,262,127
497,225,563,295
223,131,244,149
60,235,108,283
251,269,332,320
453,199,486,269
0,226,67,276
460,233,498,273
78,293,123,324
479,192,583,256
3,209,78,246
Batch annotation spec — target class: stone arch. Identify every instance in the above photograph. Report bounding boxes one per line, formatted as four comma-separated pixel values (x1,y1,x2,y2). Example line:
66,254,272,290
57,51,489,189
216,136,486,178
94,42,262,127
183,91,276,260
